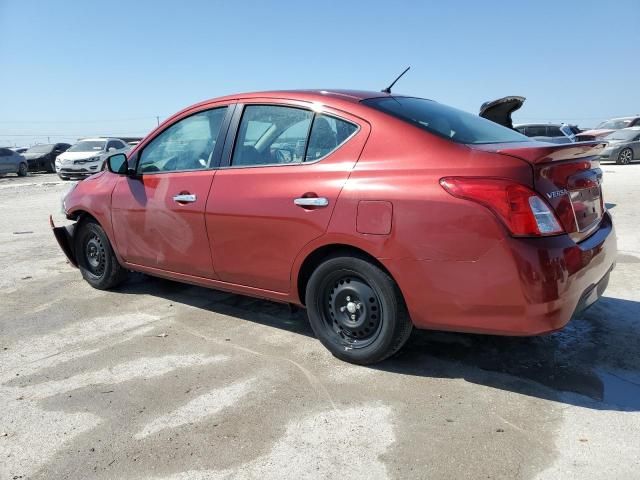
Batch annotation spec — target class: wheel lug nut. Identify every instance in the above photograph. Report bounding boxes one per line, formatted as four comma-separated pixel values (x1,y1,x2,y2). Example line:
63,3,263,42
340,306,346,312
351,314,356,320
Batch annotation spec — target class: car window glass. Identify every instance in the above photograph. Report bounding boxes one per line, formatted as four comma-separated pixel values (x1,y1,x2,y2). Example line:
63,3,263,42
0,148,11,157
547,126,563,137
305,114,358,161
527,126,547,136
139,107,227,173
231,105,313,166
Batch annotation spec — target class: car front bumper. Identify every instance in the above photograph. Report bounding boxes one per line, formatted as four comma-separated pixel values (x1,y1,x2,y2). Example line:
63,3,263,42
49,215,78,268
384,211,617,336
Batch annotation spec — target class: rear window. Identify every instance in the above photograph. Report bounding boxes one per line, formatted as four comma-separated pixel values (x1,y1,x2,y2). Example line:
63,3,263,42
362,97,530,145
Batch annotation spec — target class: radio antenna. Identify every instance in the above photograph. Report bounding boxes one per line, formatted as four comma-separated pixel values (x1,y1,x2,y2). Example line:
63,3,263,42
381,66,411,94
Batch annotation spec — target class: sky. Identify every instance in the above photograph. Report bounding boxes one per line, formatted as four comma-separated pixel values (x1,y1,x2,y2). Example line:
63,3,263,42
1,0,639,147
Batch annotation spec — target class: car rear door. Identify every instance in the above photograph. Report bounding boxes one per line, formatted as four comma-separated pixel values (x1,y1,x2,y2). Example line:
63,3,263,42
205,100,369,293
111,104,233,278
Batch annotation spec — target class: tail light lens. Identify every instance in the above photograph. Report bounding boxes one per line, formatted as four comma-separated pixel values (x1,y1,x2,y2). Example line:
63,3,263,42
440,177,564,237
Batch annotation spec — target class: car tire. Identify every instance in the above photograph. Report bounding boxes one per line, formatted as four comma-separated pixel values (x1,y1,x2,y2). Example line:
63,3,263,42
17,163,28,177
74,219,127,290
305,255,412,365
47,158,56,173
617,148,633,165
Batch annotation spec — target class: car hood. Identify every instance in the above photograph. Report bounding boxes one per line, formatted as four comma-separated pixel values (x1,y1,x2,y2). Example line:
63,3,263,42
479,96,525,129
603,139,628,148
23,152,50,159
57,151,105,161
579,128,614,138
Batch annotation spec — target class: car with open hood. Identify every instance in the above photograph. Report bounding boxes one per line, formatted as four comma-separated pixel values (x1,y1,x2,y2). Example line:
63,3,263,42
55,137,130,180
577,116,640,141
599,127,640,164
51,89,617,365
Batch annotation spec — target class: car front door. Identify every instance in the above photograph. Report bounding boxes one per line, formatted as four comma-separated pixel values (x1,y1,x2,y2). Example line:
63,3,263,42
206,101,369,293
111,105,232,278
0,148,11,172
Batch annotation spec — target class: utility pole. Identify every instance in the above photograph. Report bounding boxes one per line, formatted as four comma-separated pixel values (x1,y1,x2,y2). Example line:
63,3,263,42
47,136,50,143
156,116,160,126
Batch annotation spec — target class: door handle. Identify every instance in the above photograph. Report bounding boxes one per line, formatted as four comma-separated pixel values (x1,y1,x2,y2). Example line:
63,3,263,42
294,197,329,208
173,193,197,203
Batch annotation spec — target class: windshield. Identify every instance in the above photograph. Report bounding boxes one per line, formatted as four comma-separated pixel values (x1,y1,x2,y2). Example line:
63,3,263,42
68,141,106,152
25,144,53,154
363,97,530,144
605,129,638,141
596,119,631,130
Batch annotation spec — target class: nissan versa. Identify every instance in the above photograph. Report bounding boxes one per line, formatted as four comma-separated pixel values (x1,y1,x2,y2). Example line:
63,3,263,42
51,90,616,365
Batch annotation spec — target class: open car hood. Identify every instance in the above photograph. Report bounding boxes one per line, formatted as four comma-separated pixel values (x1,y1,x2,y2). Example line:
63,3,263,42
479,96,525,129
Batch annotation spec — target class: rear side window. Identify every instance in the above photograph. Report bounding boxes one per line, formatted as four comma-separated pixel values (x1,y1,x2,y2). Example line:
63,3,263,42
0,148,11,157
362,97,529,144
231,106,359,166
232,105,312,166
306,114,358,161
139,107,227,173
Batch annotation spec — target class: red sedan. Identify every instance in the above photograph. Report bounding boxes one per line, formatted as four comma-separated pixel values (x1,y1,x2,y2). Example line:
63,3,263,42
52,90,616,364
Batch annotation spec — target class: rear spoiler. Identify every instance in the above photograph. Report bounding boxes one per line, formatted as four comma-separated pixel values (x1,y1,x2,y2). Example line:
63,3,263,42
471,141,606,164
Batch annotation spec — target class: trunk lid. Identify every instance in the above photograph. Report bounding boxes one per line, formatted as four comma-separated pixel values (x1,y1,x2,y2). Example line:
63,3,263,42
479,96,525,129
470,141,607,242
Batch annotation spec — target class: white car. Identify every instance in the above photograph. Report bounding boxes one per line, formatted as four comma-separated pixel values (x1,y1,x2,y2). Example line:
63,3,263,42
55,138,130,180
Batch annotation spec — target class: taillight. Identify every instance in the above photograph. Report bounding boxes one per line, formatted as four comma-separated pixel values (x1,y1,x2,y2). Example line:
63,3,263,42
440,177,564,237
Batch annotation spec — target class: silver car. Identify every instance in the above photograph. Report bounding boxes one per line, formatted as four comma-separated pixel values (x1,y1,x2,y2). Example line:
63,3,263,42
0,147,28,177
600,127,640,164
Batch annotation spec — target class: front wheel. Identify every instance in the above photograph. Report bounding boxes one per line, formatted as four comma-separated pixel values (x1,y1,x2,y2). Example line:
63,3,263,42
305,255,412,365
617,148,633,165
75,219,127,289
17,163,28,177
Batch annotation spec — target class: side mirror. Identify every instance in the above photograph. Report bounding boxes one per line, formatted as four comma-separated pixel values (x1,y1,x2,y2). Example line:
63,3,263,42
106,153,128,174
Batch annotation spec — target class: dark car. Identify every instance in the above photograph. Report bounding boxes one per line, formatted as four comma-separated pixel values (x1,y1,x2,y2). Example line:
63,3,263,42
599,127,640,164
23,143,71,172
52,90,616,365
0,147,28,176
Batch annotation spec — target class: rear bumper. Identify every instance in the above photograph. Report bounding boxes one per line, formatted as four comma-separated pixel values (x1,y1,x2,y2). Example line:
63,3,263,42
386,211,617,335
49,215,78,267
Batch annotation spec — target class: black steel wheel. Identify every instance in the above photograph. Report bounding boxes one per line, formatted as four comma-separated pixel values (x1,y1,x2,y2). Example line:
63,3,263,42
306,255,412,365
322,273,384,349
17,163,28,177
75,219,127,290
617,148,633,165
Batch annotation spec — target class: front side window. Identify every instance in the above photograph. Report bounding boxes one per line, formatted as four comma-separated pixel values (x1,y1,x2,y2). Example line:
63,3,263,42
546,126,564,137
232,105,313,166
139,107,227,173
362,97,529,144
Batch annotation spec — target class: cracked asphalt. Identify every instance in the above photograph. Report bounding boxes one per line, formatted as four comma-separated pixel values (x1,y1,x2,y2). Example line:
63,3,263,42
1,165,639,479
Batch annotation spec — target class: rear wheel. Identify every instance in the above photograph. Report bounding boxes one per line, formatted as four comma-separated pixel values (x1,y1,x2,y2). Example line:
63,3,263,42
47,158,56,173
75,219,127,290
305,255,412,365
617,148,633,165
17,163,28,177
